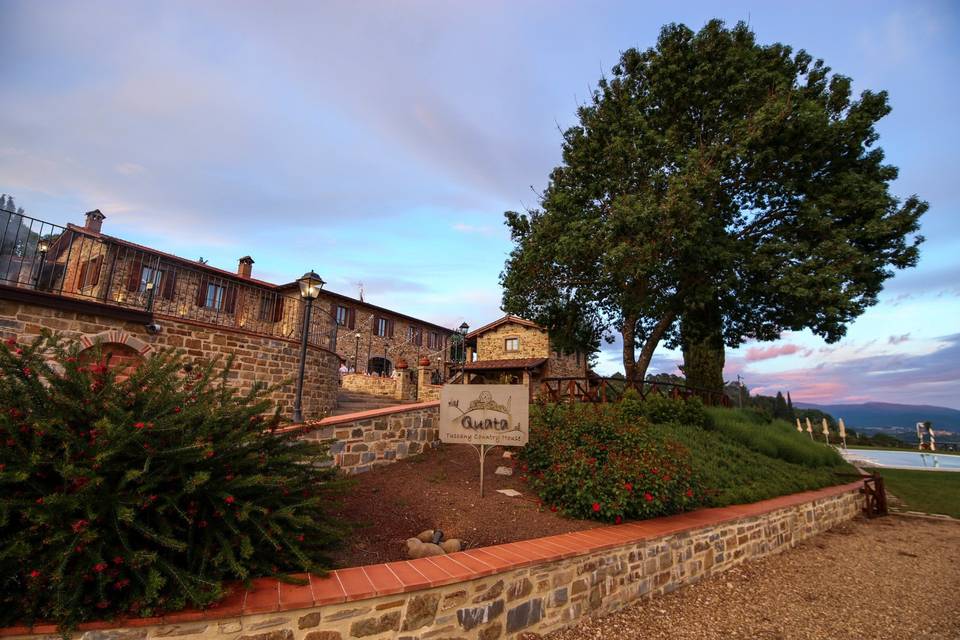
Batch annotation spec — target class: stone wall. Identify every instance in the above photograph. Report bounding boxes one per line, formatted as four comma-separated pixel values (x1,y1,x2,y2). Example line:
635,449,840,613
0,292,339,420
477,322,550,360
340,372,399,398
1,482,865,640
292,401,440,474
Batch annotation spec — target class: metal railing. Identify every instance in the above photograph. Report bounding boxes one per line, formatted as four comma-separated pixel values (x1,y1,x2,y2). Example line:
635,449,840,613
0,209,336,350
539,376,732,407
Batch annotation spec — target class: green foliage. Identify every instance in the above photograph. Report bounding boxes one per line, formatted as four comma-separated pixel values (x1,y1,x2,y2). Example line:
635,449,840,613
500,20,927,385
520,404,702,522
620,391,712,430
0,333,347,631
522,399,854,518
874,469,960,519
704,408,845,468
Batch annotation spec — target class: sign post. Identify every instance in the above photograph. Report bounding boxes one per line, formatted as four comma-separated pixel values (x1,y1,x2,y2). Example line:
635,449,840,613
439,384,529,498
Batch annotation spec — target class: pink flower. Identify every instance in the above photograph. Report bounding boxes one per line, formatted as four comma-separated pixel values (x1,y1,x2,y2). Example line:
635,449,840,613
29,569,41,579
133,422,145,430
224,495,235,504
93,562,108,573
644,492,654,503
592,502,601,512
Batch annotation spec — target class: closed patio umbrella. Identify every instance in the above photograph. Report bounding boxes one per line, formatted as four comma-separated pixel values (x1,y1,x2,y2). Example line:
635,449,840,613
838,418,847,449
805,417,814,440
796,418,803,433
821,418,830,444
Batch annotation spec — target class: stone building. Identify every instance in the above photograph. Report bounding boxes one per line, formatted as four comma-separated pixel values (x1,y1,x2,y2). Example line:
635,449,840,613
457,315,589,390
0,208,455,418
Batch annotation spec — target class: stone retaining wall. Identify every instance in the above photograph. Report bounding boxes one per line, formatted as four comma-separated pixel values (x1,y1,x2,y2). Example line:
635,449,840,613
0,293,339,420
0,482,865,640
340,372,399,398
291,402,440,474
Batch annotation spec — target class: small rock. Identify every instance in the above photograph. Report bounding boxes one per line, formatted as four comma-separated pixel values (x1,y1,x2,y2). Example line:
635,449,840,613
410,542,445,558
416,529,434,543
494,466,513,476
406,538,422,555
440,539,462,553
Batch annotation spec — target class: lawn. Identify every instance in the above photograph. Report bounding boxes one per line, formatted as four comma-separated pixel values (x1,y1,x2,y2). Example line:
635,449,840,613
876,468,960,518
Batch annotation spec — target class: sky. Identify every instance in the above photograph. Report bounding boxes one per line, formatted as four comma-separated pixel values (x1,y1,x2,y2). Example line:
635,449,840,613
1,0,958,408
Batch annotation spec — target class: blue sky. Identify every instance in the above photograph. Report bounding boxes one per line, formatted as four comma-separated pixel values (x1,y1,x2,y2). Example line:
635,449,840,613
1,1,958,408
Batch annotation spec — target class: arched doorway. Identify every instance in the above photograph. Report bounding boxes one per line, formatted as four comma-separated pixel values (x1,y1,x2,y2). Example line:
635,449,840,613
368,356,392,377
79,342,145,382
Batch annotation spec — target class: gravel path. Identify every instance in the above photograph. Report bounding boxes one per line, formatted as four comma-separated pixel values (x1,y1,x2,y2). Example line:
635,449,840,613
547,516,960,640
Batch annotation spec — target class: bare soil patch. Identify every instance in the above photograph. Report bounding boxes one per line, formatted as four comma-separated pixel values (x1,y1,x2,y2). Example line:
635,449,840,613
547,515,960,640
328,444,600,567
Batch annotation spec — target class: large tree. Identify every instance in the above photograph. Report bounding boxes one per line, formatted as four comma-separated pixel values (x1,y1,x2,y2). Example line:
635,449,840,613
501,20,926,387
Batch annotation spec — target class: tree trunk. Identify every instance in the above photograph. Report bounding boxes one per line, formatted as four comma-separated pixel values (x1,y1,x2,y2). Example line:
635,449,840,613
622,312,675,387
621,313,638,387
680,300,725,394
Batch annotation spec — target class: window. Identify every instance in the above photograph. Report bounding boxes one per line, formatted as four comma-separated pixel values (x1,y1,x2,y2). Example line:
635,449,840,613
139,266,163,293
408,325,422,346
76,256,102,290
335,305,349,326
204,283,225,309
427,331,441,349
258,296,284,322
374,316,393,337
505,337,520,352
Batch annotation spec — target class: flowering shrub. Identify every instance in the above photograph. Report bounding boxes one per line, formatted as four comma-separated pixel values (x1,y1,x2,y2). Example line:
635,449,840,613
520,404,703,522
620,390,712,428
0,333,345,631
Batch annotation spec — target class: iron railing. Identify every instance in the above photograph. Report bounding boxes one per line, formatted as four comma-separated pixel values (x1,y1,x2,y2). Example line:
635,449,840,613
0,209,336,349
539,376,732,407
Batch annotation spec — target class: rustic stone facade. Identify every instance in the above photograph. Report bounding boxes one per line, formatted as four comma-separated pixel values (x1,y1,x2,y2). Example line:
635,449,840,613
0,484,864,640
0,295,339,420
292,402,440,475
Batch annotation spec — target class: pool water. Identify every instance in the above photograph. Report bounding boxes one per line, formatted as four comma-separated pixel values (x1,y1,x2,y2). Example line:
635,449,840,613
841,448,960,471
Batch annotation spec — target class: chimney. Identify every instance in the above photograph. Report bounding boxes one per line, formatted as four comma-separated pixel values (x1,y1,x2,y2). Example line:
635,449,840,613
238,256,254,279
84,209,106,234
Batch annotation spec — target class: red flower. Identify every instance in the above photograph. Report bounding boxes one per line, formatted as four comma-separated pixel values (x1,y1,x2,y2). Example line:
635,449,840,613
225,495,235,504
615,516,623,525
624,482,633,492
93,562,108,573
550,505,558,513
592,502,601,512
35,497,43,505
297,534,305,542
113,556,124,565
29,569,41,579
205,450,215,459
22,367,31,376
4,337,16,346
685,489,694,498
173,406,181,413
644,492,654,502
133,422,146,430
198,520,208,528
96,600,109,609
71,519,90,533
74,545,84,553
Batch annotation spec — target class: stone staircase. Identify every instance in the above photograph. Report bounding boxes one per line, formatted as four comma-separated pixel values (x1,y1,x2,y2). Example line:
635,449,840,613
331,390,406,416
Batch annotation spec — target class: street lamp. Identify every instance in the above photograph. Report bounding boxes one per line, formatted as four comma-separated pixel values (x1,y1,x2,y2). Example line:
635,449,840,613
34,240,49,288
383,341,389,377
354,332,361,373
293,270,325,423
437,355,443,383
458,322,469,384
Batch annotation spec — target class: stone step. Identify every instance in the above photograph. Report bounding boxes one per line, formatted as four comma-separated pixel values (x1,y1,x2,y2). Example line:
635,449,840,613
331,390,407,416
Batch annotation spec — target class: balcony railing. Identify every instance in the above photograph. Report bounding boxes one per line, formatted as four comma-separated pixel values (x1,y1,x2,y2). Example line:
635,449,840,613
0,209,336,350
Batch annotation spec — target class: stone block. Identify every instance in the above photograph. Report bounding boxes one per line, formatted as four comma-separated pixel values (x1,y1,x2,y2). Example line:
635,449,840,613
349,611,400,637
506,598,544,633
298,612,322,629
401,593,441,631
457,600,504,631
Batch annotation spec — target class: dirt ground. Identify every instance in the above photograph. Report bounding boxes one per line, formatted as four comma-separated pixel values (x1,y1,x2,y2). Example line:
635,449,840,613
547,515,960,640
329,444,599,567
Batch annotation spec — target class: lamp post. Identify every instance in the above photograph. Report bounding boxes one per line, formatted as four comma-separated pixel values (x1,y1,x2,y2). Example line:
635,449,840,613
293,270,325,423
437,355,443,383
34,240,48,288
458,322,469,384
144,280,155,312
354,332,361,373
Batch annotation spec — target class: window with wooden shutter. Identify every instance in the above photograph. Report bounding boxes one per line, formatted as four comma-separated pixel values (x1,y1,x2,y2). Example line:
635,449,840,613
125,260,142,292
223,284,237,314
196,277,210,307
77,256,102,290
387,319,395,338
161,269,176,300
348,307,356,329
272,296,285,322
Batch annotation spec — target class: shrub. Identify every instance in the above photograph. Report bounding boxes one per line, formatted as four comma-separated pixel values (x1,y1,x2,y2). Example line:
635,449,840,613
520,404,703,522
0,333,346,631
620,390,712,429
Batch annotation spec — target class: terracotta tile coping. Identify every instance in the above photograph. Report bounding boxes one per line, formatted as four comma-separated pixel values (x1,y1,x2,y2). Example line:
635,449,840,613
276,400,440,434
0,480,864,636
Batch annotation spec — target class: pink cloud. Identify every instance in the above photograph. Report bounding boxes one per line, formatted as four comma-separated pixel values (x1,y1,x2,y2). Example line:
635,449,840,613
744,343,805,362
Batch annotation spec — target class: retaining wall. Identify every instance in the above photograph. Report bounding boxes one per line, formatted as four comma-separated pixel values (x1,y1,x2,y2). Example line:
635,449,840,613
290,401,440,474
0,481,865,640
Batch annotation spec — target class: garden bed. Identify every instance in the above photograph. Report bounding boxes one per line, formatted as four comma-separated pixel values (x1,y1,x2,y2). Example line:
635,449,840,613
328,443,600,567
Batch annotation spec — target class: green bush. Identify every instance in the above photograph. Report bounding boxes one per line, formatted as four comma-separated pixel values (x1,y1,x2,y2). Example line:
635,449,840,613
520,404,703,522
620,391,712,429
0,333,346,631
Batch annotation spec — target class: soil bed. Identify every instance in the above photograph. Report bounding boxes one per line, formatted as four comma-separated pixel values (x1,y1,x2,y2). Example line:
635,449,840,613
329,443,600,567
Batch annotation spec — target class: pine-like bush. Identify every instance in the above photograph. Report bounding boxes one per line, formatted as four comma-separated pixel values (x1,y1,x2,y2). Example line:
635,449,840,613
0,332,346,631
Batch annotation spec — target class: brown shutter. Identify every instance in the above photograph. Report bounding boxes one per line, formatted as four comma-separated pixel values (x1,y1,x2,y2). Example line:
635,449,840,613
161,269,176,300
196,277,209,307
348,307,356,329
272,296,285,323
224,283,237,314
76,261,88,290
388,319,395,338
126,261,141,291
89,256,102,287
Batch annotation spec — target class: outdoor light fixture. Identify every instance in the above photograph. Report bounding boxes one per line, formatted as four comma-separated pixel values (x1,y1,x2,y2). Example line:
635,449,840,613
457,322,469,383
354,332,361,374
144,280,155,312
34,241,49,288
293,269,326,423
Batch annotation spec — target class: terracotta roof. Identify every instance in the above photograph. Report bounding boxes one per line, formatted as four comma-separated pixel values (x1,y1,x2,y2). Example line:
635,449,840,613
462,357,547,371
465,314,543,339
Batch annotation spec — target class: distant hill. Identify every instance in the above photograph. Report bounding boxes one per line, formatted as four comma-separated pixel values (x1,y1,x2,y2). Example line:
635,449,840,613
794,402,960,433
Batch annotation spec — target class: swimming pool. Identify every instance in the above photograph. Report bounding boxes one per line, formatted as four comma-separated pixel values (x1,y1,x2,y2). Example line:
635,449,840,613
841,448,960,471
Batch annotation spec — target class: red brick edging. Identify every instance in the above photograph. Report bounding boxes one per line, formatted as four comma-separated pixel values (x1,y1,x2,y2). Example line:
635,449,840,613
276,400,440,434
0,480,865,637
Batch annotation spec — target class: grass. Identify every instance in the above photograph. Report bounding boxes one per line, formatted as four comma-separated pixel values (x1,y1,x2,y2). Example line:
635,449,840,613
874,468,960,518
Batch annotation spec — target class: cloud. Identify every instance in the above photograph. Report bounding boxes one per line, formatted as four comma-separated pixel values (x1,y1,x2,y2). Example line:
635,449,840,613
888,333,911,345
744,343,810,362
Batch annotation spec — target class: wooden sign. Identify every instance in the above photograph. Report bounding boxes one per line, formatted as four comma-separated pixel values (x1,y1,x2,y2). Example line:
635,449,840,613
439,384,529,446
